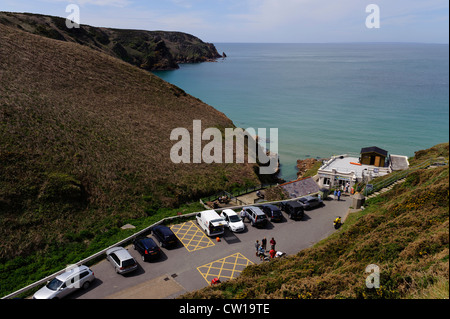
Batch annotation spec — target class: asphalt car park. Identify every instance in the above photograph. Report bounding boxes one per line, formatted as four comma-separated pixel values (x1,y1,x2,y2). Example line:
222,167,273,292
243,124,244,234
73,196,352,299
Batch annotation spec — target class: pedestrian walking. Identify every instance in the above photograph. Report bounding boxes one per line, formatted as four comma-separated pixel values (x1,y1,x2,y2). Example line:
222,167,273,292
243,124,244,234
262,237,267,250
337,190,341,201
270,237,276,250
334,189,337,200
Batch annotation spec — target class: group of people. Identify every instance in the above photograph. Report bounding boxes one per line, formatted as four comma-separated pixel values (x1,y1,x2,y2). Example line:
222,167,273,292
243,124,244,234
255,237,277,261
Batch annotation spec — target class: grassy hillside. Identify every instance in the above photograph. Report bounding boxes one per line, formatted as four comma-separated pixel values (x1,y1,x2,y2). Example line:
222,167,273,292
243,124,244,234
0,11,222,71
182,143,449,299
0,23,259,295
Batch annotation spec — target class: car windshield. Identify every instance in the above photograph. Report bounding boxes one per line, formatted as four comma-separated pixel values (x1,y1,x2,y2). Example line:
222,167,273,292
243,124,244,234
229,215,241,222
46,278,63,291
299,198,307,203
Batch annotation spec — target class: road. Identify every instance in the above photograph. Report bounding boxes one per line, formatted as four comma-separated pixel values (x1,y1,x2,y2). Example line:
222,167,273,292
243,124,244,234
72,196,352,299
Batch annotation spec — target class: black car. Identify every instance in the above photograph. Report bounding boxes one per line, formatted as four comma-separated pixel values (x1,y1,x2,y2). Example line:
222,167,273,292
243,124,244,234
280,201,304,220
152,225,178,248
133,237,161,261
260,204,283,222
298,195,323,210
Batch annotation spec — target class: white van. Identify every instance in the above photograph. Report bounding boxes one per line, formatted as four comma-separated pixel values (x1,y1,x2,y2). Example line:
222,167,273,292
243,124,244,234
196,210,227,236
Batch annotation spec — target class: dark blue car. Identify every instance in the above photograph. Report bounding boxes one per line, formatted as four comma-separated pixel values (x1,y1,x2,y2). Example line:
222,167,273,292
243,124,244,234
152,225,178,248
260,204,283,222
133,237,161,261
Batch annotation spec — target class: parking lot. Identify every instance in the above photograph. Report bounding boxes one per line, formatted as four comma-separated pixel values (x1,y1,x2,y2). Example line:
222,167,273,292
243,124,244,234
73,196,352,299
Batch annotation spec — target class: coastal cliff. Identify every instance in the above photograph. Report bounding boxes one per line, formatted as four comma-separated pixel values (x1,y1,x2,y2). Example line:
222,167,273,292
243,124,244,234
0,11,222,71
0,21,260,297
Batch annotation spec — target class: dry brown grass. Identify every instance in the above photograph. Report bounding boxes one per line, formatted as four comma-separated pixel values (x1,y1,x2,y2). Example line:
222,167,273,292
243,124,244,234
0,23,260,260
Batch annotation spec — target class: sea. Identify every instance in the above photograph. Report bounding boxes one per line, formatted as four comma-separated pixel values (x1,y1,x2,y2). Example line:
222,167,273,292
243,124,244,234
153,43,449,181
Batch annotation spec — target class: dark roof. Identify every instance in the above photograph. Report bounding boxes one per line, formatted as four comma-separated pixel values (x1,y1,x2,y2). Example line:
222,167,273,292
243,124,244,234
360,146,388,157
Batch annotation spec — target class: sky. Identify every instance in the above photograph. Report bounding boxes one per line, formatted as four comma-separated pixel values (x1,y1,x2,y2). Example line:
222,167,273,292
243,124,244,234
1,0,448,43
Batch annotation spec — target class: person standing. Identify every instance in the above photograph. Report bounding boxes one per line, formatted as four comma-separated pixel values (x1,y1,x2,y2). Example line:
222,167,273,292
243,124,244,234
337,190,341,201
262,237,267,250
334,189,337,200
255,240,260,257
240,209,248,222
270,237,276,250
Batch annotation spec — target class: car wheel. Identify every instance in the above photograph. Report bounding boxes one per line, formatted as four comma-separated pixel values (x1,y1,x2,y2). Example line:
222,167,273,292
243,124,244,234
82,281,90,290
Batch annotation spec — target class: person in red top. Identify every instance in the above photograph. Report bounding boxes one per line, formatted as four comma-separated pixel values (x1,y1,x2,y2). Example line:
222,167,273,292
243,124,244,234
269,248,276,259
270,237,276,250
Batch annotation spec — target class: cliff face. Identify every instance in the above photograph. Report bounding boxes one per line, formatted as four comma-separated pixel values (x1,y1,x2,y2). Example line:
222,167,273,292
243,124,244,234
0,11,222,70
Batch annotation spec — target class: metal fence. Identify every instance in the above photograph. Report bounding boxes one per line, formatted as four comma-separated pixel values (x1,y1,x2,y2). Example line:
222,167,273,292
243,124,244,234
365,157,448,196
201,183,278,203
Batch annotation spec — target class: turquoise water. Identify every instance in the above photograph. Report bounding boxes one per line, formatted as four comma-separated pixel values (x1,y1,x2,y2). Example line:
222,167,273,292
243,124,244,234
154,43,449,180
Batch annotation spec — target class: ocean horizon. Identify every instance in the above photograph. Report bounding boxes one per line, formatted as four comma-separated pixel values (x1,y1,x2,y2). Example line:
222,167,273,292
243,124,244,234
154,43,449,180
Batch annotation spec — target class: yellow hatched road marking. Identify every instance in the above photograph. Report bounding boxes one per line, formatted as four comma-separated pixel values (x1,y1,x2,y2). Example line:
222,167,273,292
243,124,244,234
170,221,215,252
197,253,254,284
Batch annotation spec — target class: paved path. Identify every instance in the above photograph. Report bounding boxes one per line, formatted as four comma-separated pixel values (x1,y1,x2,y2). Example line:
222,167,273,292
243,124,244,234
73,196,352,299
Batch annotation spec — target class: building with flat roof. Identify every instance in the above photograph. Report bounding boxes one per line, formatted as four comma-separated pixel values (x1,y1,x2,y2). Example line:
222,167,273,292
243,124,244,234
317,155,391,189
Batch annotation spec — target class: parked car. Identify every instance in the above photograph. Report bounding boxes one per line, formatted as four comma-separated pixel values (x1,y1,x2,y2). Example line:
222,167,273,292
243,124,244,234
220,209,245,232
106,247,138,275
33,265,95,299
298,195,324,210
280,201,304,220
196,210,227,236
242,206,268,227
152,225,178,248
133,237,161,261
260,204,283,222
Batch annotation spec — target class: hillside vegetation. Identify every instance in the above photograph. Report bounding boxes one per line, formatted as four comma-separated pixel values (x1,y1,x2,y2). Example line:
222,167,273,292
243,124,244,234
0,23,259,296
0,11,222,71
183,143,449,299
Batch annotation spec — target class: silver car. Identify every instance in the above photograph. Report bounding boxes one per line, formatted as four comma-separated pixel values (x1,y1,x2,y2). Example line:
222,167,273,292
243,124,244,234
32,265,95,299
106,246,138,274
